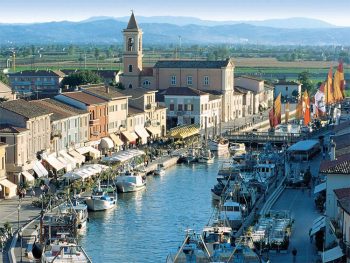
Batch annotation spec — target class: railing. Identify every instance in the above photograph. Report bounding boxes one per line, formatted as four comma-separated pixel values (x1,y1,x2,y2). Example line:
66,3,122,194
145,103,157,110
225,131,304,144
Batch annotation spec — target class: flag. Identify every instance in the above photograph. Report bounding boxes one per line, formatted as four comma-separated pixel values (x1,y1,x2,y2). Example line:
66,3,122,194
325,67,334,105
274,93,282,126
296,99,303,119
315,82,326,116
302,90,311,125
333,61,345,101
285,102,290,124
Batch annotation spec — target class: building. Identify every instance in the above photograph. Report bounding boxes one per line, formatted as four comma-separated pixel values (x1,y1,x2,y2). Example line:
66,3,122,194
80,84,129,134
235,76,273,114
9,70,65,98
163,86,222,130
119,13,237,123
274,80,302,101
125,106,148,145
0,81,16,101
235,87,254,117
31,99,89,153
55,91,109,143
120,88,166,138
0,142,17,199
320,153,350,247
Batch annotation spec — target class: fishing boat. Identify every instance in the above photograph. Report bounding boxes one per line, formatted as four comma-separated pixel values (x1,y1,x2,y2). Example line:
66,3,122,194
197,149,215,164
220,200,244,231
40,235,92,263
185,148,198,163
229,143,246,155
59,199,89,231
85,182,117,211
115,170,146,193
208,138,229,155
154,164,165,176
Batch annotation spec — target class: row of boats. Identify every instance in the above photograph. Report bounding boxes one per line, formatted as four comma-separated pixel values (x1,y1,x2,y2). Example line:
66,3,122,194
167,142,284,262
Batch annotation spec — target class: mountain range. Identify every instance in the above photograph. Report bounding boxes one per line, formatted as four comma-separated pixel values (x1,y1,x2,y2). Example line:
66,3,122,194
0,16,349,45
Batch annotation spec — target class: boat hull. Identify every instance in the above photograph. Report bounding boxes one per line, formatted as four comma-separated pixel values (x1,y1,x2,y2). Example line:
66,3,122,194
85,199,116,211
116,182,146,193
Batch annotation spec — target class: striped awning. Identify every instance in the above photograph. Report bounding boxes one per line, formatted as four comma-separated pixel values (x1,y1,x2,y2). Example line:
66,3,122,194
21,171,35,182
33,161,49,178
110,133,124,146
122,131,138,142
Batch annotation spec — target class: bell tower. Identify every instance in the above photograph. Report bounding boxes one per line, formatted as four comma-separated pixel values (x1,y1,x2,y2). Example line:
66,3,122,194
122,12,143,89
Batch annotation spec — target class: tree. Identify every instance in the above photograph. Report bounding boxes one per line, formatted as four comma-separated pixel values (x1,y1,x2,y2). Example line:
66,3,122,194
61,71,103,88
298,71,314,94
0,73,9,85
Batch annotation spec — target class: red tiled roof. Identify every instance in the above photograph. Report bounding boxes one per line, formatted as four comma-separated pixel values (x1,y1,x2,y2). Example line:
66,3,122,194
62,91,107,105
320,153,350,174
0,124,29,133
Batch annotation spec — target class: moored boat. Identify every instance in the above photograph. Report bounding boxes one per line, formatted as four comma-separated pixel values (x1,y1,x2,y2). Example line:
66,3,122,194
208,138,229,155
154,164,166,176
115,170,146,193
85,184,117,211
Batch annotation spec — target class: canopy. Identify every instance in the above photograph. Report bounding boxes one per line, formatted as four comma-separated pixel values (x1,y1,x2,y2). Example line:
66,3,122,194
59,151,77,168
122,131,138,142
102,149,145,163
0,179,17,189
33,161,49,178
57,157,73,172
62,164,109,181
44,155,65,171
322,246,344,262
314,182,326,194
68,150,86,164
76,146,101,159
21,171,35,182
310,216,326,236
100,137,114,149
168,124,199,139
146,126,161,136
287,140,319,152
110,133,124,146
0,179,17,198
135,126,150,144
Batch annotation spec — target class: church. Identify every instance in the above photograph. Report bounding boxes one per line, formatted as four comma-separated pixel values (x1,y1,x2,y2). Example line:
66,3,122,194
120,12,243,123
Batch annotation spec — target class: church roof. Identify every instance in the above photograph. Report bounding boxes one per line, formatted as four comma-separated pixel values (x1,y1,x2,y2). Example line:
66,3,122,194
127,12,139,30
154,59,231,69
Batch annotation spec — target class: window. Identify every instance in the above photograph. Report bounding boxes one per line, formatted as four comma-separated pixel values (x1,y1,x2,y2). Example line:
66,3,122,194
204,76,209,85
128,84,133,89
187,76,193,86
128,65,133,73
0,137,6,143
171,75,176,86
115,105,118,111
286,86,288,91
169,104,174,111
127,37,134,51
178,104,183,111
143,80,151,87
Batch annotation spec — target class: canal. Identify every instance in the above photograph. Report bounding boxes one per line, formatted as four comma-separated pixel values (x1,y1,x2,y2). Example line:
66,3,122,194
79,158,227,263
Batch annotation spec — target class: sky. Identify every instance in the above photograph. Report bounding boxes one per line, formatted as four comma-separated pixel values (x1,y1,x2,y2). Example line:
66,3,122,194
1,0,350,26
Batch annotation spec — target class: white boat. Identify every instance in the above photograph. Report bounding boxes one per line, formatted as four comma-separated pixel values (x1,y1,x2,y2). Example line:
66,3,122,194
59,199,89,231
220,200,244,230
85,186,117,211
202,221,233,256
197,149,215,164
229,143,246,154
115,171,146,193
208,138,229,155
41,236,92,263
154,164,165,176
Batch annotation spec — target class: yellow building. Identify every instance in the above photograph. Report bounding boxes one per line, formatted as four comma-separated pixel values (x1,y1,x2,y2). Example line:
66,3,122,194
0,142,17,199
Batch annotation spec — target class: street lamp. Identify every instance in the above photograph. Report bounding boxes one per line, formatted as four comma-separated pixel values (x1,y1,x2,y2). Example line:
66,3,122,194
19,227,23,263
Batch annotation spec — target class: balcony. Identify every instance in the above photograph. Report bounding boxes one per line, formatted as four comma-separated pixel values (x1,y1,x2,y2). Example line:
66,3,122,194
145,102,157,110
89,119,100,126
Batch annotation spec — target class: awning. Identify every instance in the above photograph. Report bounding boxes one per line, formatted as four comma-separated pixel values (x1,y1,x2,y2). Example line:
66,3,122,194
0,179,17,189
33,161,49,178
310,216,326,236
102,149,145,163
322,246,344,262
57,157,73,172
76,146,101,159
314,182,326,194
146,126,161,136
110,133,124,146
100,137,114,149
21,171,35,182
59,151,77,167
135,126,150,139
122,131,138,142
68,150,86,164
44,156,65,171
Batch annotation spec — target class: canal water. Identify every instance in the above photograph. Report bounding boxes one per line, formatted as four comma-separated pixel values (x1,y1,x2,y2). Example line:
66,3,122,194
79,158,228,263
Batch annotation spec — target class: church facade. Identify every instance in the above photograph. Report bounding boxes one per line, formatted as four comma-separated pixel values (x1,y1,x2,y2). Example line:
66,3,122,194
120,13,241,122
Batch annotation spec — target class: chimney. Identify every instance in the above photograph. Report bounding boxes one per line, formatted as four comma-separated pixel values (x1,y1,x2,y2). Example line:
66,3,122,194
105,85,110,94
